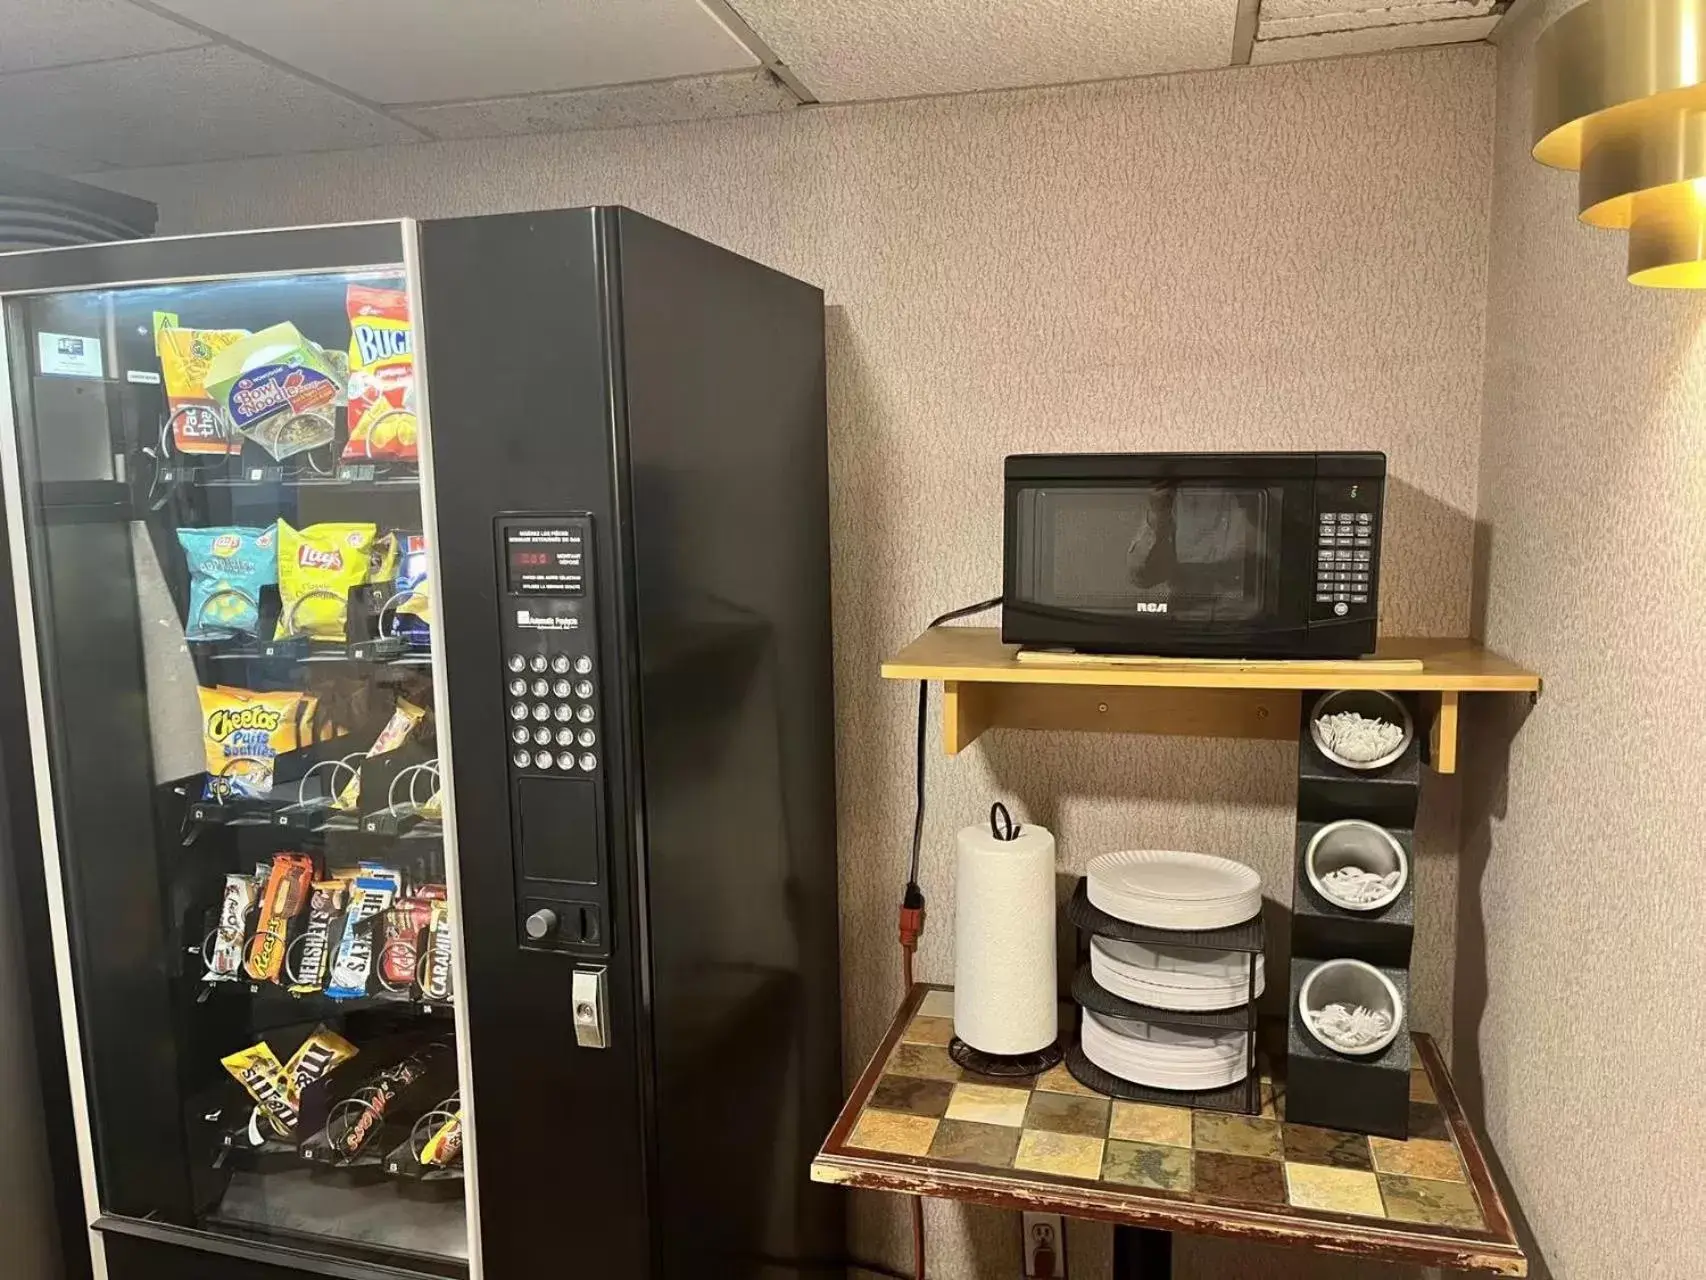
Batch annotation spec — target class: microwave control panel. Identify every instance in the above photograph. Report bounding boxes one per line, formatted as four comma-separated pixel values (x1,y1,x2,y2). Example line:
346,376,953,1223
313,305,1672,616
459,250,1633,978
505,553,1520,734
496,515,609,958
1312,477,1381,620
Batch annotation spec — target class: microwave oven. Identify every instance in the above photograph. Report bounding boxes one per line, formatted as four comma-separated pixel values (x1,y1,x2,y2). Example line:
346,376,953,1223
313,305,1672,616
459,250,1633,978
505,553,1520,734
1002,451,1385,658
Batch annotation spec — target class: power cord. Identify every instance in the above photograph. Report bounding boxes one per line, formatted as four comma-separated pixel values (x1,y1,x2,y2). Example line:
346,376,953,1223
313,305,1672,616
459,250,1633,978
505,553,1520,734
896,596,1001,1280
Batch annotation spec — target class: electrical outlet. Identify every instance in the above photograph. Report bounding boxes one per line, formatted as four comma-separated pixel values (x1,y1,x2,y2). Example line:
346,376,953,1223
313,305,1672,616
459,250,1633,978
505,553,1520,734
1021,1212,1068,1278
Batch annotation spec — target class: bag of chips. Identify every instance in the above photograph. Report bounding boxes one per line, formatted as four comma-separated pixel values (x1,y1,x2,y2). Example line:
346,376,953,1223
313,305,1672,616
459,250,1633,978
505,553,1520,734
178,524,277,640
198,686,312,801
203,322,343,461
392,533,432,642
154,315,247,455
342,285,417,462
275,520,377,642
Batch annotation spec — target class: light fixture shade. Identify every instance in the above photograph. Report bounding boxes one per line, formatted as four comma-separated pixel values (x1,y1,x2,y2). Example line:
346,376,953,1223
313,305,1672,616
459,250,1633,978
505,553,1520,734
1532,0,1706,286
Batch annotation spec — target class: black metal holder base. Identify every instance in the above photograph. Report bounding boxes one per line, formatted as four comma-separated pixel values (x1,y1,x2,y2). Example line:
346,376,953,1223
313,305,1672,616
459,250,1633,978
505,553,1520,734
1285,961,1412,1139
1063,1044,1256,1115
947,1037,1063,1077
1113,1225,1173,1279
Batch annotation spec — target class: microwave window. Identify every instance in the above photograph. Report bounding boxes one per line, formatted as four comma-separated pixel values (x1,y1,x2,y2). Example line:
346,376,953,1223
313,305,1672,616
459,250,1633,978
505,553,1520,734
1016,485,1277,620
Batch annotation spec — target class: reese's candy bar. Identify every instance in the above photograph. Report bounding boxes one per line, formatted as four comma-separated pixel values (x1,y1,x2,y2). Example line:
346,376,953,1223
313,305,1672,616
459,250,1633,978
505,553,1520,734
283,1025,358,1108
325,867,399,999
222,1042,297,1137
244,853,315,983
286,879,347,994
203,872,257,983
420,1108,464,1167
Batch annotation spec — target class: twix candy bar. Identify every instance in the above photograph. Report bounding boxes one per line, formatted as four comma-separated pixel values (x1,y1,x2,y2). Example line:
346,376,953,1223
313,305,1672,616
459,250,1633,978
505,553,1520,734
244,853,315,983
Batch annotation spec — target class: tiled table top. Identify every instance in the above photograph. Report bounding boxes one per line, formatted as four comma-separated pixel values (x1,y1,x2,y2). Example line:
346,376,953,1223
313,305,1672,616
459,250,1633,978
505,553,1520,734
813,985,1525,1277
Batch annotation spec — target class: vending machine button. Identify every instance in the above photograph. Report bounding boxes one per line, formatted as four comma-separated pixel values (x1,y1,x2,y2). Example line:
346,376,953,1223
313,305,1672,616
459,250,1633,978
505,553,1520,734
509,702,528,721
557,751,578,771
573,655,593,675
550,654,572,674
524,908,559,940
553,679,572,698
531,678,550,698
533,726,552,746
507,654,527,673
554,704,574,722
510,726,530,745
511,748,531,767
533,750,554,770
556,727,576,747
577,729,596,748
507,677,527,697
576,705,595,723
579,753,598,772
574,680,595,699
529,654,548,673
531,703,550,722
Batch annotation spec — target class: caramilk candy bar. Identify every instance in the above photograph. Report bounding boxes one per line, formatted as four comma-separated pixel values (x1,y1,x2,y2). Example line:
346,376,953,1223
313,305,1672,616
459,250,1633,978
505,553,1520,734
222,1042,297,1138
204,872,257,982
421,898,455,1003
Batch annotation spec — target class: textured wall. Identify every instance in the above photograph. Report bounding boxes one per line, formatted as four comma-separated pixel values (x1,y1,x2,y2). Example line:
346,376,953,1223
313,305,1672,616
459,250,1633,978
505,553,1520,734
1465,4,1706,1278
105,47,1495,1278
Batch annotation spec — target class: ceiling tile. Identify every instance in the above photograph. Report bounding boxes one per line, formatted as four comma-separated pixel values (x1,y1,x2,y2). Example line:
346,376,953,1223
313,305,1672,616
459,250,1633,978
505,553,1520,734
0,0,205,75
726,0,1239,102
146,0,759,105
399,71,795,141
0,146,111,177
1260,1,1500,39
1250,15,1500,63
0,46,423,168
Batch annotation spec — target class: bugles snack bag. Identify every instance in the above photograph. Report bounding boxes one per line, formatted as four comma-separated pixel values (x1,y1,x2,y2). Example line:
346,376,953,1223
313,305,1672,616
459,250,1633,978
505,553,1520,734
244,853,316,983
203,322,342,461
274,520,377,642
154,314,247,455
342,284,417,462
178,524,277,640
198,686,311,800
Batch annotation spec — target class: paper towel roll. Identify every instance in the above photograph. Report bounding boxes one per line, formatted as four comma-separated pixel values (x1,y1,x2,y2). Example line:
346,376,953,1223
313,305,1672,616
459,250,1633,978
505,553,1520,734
953,819,1058,1056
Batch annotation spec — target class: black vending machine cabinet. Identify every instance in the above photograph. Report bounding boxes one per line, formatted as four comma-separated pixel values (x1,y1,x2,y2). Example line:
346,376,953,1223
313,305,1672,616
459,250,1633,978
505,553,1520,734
0,209,841,1280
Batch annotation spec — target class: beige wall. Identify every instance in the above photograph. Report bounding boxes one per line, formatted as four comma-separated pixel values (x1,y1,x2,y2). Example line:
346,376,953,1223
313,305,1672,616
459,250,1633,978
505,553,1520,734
106,47,1495,1278
1463,4,1706,1278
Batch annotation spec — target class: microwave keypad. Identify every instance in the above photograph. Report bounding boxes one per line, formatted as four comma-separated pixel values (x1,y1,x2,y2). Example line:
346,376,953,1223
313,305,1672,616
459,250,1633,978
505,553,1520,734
1315,511,1374,610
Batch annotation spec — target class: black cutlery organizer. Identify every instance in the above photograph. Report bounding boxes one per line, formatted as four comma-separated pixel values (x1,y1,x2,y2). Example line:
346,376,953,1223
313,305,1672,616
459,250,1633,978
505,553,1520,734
1286,691,1420,1139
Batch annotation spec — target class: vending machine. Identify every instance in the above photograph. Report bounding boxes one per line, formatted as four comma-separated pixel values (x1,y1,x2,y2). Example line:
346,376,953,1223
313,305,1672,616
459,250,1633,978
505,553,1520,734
0,209,842,1280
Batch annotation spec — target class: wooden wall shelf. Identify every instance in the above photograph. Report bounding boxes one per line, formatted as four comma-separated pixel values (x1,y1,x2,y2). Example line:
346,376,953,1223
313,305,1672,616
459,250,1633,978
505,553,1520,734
880,629,1541,774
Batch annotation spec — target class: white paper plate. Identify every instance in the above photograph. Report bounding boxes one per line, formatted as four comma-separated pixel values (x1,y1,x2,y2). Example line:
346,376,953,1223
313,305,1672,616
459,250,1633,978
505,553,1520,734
1085,890,1262,932
1090,950,1265,1011
1091,936,1264,986
1088,850,1261,903
1080,1013,1250,1089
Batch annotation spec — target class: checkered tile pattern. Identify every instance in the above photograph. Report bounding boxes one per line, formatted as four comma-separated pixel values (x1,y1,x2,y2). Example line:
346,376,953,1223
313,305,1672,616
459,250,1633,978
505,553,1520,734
843,990,1485,1230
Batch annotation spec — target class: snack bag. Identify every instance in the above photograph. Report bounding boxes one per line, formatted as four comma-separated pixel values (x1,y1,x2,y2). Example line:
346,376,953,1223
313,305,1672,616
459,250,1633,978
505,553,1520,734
274,520,377,642
203,872,257,982
178,525,277,640
221,1042,297,1137
332,698,425,811
154,316,247,455
203,322,342,461
367,531,399,586
244,853,316,983
392,533,432,642
198,686,310,801
342,285,417,462
282,1025,358,1109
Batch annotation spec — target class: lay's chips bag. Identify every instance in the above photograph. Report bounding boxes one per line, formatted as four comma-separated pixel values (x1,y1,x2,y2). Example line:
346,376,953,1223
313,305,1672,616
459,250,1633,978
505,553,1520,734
342,285,417,462
274,521,376,643
178,524,276,640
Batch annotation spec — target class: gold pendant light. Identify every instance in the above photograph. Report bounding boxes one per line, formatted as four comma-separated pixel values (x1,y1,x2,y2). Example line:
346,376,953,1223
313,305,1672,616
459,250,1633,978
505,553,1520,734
1533,0,1706,286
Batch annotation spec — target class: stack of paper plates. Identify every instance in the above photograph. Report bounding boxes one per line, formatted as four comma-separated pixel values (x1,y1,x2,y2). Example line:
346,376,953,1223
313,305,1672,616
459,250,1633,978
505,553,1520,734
1085,850,1261,930
1079,1010,1251,1090
1089,936,1265,1012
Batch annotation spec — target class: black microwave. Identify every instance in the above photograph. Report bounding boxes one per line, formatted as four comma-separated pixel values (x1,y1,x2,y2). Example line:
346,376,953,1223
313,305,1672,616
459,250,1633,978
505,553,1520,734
1002,451,1385,658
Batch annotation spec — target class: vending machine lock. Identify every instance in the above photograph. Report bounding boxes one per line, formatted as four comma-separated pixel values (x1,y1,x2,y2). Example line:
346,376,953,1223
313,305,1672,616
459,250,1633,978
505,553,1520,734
572,967,609,1049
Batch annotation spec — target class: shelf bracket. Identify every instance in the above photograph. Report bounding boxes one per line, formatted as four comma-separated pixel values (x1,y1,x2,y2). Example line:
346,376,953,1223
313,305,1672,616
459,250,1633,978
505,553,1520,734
941,681,994,756
1429,690,1460,775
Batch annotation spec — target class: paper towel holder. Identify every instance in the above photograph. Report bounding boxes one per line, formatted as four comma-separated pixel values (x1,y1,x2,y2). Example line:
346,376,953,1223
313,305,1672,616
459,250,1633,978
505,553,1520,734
947,801,1065,1078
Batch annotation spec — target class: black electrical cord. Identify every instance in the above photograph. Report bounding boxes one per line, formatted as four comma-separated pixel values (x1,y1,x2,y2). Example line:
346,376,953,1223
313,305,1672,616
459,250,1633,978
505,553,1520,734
905,597,1002,900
